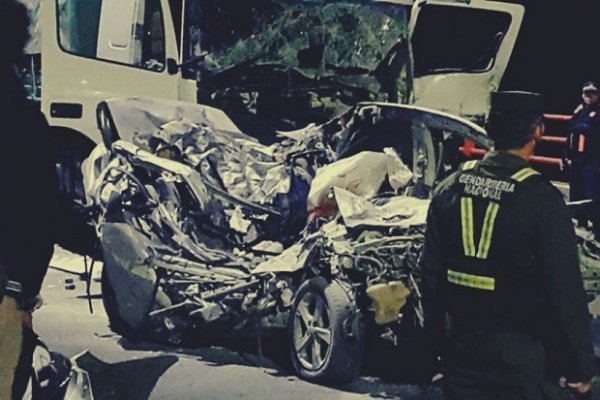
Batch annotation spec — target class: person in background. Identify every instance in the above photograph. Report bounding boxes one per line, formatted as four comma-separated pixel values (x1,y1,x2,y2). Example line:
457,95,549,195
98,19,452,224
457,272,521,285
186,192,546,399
422,91,595,399
564,81,600,237
0,1,61,398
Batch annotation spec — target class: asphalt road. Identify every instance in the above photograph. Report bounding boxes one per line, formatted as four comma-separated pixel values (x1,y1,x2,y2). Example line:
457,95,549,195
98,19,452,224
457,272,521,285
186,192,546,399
33,249,444,400
36,247,600,400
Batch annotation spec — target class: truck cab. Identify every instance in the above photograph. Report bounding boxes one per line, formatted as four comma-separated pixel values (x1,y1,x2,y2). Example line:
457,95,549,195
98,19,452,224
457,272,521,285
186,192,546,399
409,0,524,124
40,0,524,141
37,0,523,201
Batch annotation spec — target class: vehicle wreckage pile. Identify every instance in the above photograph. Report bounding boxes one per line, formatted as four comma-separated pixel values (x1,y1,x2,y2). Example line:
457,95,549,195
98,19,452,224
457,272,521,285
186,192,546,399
87,99,423,336
85,98,600,382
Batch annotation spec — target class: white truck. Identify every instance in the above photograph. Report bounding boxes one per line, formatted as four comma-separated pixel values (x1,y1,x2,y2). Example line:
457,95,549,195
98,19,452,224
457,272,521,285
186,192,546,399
33,0,524,200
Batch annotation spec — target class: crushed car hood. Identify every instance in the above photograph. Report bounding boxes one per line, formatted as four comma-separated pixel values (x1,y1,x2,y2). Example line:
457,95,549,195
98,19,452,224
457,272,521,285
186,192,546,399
89,98,490,260
90,97,491,345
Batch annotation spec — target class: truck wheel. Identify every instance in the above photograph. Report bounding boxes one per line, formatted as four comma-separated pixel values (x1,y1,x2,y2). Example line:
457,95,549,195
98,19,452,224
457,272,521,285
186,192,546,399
289,277,365,384
101,267,142,340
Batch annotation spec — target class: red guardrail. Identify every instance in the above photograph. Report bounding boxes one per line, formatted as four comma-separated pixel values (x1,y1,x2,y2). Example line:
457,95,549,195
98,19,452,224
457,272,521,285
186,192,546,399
539,136,566,145
460,148,563,167
460,113,571,167
543,113,572,123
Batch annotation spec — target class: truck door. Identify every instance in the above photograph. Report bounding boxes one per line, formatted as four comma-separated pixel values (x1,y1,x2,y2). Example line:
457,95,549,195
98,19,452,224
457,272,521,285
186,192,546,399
42,0,183,144
408,0,524,123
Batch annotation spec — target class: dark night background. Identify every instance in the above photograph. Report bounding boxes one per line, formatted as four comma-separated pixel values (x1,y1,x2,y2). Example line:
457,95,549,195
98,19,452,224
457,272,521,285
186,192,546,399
499,0,600,113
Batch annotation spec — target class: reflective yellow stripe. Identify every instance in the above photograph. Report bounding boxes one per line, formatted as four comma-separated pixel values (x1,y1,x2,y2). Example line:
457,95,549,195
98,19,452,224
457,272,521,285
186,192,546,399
476,202,500,259
461,197,476,257
511,167,540,182
447,269,495,291
462,160,479,171
461,198,500,259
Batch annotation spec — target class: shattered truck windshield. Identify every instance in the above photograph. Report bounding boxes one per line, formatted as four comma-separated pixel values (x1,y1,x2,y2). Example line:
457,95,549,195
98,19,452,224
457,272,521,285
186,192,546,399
196,1,406,73
187,0,409,137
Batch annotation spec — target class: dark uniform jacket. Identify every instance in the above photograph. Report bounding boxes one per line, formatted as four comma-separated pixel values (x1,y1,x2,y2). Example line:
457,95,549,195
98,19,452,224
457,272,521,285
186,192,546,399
0,69,59,303
567,103,600,163
421,151,595,382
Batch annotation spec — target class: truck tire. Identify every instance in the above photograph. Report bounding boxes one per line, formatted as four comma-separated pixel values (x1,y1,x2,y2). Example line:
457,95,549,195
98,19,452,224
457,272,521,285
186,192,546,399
289,277,365,384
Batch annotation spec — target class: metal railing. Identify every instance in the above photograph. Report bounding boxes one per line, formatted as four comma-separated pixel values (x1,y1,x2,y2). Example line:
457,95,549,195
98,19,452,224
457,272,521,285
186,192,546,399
460,113,571,167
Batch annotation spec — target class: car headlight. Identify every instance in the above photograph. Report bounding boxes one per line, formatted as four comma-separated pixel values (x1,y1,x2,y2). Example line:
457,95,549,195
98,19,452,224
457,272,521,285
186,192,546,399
338,255,355,270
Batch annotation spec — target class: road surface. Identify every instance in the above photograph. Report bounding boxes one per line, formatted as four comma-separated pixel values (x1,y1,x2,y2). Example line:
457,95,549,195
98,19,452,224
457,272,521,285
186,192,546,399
33,248,443,400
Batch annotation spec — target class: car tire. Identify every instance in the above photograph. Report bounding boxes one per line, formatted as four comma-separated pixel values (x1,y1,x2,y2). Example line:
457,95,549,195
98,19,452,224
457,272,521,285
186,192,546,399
289,277,365,384
101,267,142,340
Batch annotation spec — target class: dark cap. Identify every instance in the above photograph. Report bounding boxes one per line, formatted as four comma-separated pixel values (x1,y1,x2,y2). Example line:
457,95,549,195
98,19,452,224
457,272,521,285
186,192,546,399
487,91,544,150
490,91,544,116
582,81,599,93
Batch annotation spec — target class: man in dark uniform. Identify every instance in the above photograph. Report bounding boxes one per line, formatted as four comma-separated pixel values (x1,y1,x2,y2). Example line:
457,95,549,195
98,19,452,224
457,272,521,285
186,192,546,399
0,1,61,398
565,81,600,236
421,91,595,399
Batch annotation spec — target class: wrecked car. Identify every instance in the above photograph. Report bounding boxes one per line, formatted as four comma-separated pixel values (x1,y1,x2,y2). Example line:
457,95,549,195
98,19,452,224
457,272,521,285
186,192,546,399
86,97,492,383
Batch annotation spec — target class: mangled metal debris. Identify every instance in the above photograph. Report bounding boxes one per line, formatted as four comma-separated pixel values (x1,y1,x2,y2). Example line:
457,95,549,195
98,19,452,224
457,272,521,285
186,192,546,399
88,99,497,383
367,281,412,325
335,188,429,229
308,148,413,213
